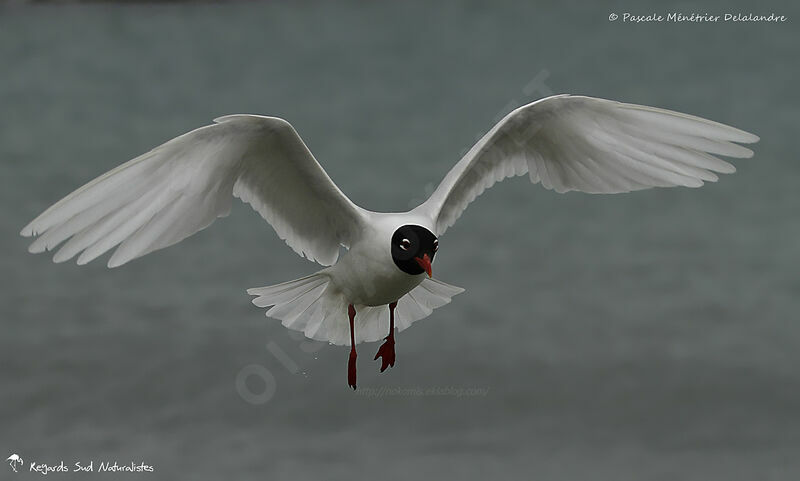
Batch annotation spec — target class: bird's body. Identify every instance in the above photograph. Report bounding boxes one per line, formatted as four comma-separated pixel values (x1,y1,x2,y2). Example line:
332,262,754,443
247,212,454,350
21,94,759,388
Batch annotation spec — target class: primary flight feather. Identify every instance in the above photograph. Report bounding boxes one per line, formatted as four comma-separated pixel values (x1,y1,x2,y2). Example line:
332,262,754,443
21,94,758,388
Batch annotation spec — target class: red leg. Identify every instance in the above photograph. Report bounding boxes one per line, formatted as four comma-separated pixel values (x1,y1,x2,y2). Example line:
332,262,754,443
347,304,357,389
374,301,397,372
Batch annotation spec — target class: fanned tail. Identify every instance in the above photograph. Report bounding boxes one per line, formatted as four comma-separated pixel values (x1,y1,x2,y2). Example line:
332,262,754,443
349,278,465,344
247,273,333,334
248,275,465,346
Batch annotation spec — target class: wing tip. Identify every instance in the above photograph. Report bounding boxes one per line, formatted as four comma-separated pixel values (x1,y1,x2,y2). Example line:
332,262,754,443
732,129,759,144
20,223,36,237
742,133,760,144
106,258,124,269
717,160,737,174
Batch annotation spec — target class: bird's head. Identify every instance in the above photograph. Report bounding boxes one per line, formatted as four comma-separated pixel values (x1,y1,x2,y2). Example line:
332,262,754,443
391,224,438,278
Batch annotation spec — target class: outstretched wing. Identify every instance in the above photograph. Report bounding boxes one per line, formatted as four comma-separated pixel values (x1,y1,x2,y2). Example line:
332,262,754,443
21,115,367,267
414,95,759,236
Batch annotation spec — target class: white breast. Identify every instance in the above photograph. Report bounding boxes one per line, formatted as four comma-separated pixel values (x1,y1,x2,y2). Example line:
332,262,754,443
324,212,434,306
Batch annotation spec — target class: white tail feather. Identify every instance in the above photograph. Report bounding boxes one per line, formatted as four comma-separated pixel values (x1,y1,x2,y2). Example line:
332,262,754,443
247,274,465,346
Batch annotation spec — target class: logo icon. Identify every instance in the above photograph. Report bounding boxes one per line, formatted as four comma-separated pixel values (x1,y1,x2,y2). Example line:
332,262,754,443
6,454,23,473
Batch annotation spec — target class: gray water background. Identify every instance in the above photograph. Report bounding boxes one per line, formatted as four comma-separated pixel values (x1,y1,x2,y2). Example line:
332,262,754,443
1,1,798,479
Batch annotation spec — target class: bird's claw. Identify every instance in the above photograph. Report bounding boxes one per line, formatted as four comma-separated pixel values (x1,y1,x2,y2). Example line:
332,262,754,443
348,350,357,390
374,335,395,372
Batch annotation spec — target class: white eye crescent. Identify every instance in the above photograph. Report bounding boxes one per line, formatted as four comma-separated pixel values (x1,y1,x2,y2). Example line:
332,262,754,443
433,239,439,252
399,238,411,251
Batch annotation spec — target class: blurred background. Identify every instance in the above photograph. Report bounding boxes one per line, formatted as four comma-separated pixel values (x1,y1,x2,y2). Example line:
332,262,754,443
1,0,798,479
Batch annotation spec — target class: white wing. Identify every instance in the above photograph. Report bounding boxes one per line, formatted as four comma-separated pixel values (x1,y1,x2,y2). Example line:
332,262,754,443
21,115,368,267
414,95,759,236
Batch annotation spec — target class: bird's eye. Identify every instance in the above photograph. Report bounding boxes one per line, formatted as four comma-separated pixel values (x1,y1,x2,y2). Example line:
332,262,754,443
433,239,439,252
399,238,411,251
